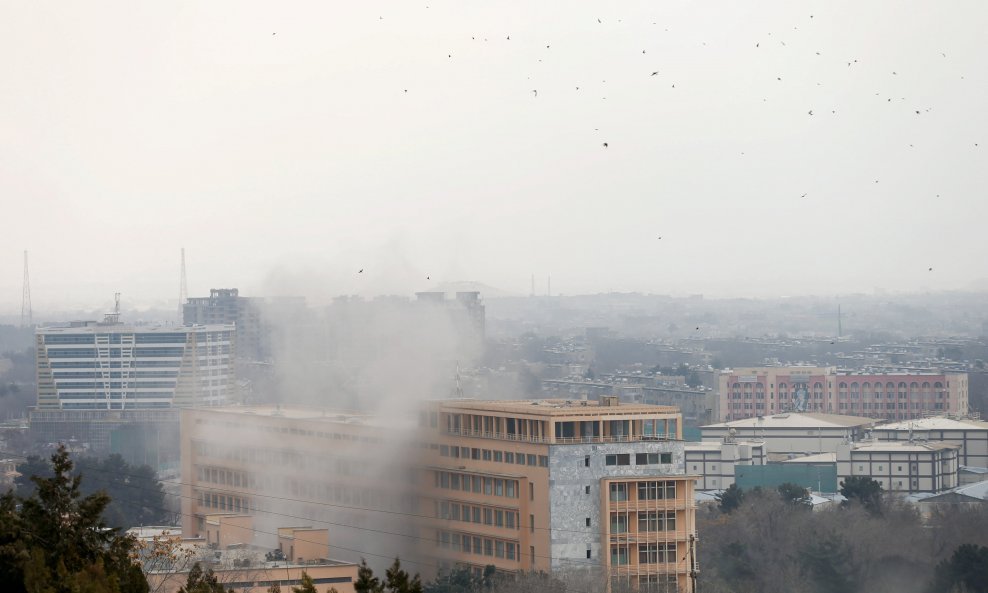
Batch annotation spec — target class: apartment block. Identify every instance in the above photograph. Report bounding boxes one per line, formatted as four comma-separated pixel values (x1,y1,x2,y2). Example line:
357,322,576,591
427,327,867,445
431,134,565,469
420,397,697,592
718,367,968,422
872,416,988,468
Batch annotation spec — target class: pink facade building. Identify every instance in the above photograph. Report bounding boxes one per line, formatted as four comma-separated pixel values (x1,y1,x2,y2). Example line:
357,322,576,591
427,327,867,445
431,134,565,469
718,366,968,422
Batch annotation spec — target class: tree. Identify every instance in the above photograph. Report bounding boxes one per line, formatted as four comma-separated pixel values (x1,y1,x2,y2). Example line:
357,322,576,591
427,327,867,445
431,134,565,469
716,483,745,513
178,562,230,593
777,482,812,507
355,558,384,593
840,476,883,515
294,571,337,593
0,444,149,593
928,544,988,593
384,557,423,593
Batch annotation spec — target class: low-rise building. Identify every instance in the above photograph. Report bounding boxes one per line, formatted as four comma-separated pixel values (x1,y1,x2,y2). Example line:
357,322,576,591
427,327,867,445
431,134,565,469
684,440,766,491
872,416,988,468
701,413,874,456
835,440,960,494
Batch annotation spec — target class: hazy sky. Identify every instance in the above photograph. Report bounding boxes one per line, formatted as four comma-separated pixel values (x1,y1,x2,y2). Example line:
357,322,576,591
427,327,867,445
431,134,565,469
2,1,987,312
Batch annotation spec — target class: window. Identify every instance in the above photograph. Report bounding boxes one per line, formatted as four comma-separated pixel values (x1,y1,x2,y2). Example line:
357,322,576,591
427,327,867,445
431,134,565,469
611,545,630,566
530,483,534,501
585,456,590,467
507,543,516,560
586,517,591,527
585,485,591,494
484,539,493,556
440,445,449,457
484,478,493,495
610,514,628,533
638,511,676,532
472,448,481,460
639,543,675,564
494,450,503,462
527,454,537,466
539,455,549,467
529,514,535,533
586,549,591,559
484,508,493,525
495,510,504,527
473,476,482,493
505,452,514,463
483,449,492,461
605,454,631,466
638,481,676,500
609,482,628,502
506,480,517,498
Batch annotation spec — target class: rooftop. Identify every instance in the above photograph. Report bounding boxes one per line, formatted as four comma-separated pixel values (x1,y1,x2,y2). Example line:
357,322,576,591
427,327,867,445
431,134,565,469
850,440,960,453
189,405,401,428
922,479,988,502
874,417,988,431
785,452,837,464
704,412,875,430
435,398,680,417
38,323,234,334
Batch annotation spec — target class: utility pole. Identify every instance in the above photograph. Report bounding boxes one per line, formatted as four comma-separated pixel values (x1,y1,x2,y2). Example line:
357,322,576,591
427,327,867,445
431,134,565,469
21,250,32,328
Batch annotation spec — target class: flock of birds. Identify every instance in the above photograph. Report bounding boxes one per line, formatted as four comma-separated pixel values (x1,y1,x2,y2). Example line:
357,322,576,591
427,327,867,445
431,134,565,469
272,9,977,283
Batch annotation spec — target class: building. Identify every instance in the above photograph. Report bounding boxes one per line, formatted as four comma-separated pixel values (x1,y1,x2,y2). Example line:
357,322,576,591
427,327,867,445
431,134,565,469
836,440,960,494
915,479,988,509
179,405,423,573
36,320,235,410
133,518,358,593
184,288,267,361
30,320,235,458
180,399,697,592
872,416,988,468
421,397,697,592
701,413,875,457
718,366,969,422
684,440,766,491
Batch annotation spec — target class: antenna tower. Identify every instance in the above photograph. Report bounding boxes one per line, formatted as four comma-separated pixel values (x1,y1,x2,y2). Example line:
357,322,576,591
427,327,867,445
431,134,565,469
178,248,187,323
21,250,32,328
837,304,842,339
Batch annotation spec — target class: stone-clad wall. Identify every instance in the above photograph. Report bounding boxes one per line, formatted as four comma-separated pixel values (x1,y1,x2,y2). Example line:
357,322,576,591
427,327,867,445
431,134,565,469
547,441,686,571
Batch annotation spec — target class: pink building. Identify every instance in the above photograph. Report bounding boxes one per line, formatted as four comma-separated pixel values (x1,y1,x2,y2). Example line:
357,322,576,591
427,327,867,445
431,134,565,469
719,367,968,422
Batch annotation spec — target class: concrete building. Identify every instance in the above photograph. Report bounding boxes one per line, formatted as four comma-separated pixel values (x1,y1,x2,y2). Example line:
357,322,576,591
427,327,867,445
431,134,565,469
184,288,268,362
422,397,697,593
133,517,358,593
718,367,969,422
701,413,875,457
36,321,235,410
179,405,420,572
872,416,988,468
684,440,767,491
31,320,234,458
837,440,960,493
181,399,696,592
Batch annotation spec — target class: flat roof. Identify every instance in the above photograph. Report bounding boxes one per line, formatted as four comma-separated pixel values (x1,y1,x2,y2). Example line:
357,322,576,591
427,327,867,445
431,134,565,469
434,398,680,417
187,405,402,428
685,440,764,451
784,452,837,464
704,412,874,430
874,417,988,431
852,441,960,453
38,323,234,334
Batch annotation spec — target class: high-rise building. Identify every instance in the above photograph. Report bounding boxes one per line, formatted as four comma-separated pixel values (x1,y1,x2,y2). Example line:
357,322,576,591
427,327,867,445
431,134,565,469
29,320,235,459
718,366,969,422
178,399,697,592
184,288,267,361
36,321,235,410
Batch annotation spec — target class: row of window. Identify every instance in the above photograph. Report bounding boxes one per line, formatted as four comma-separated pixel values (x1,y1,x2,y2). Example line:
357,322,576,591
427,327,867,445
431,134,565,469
611,543,677,565
439,445,549,468
437,500,519,529
434,471,520,499
436,530,518,561
608,481,678,502
197,491,250,513
610,511,677,533
603,452,673,467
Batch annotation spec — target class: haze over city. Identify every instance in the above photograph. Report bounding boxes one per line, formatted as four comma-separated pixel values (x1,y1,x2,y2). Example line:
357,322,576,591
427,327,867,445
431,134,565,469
3,0,988,312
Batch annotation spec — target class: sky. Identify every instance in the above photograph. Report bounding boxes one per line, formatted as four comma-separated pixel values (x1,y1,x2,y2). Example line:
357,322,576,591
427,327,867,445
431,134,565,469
1,0,987,313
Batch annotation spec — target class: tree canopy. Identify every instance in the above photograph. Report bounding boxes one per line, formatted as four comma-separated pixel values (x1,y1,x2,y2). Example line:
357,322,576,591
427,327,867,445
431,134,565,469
0,444,148,593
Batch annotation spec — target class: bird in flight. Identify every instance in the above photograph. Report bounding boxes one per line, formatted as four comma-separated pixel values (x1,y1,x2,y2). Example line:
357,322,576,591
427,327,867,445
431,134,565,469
651,71,659,76
427,276,431,280
358,269,363,274
602,142,608,148
808,110,813,115
928,267,933,272
533,90,538,97
801,193,807,198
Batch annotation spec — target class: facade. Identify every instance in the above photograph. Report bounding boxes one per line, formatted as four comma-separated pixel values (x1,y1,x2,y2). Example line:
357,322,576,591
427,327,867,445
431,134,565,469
836,440,960,494
701,413,875,456
872,416,988,468
421,398,696,592
179,405,421,573
181,400,696,592
684,440,766,491
718,367,969,422
184,288,267,361
36,321,235,410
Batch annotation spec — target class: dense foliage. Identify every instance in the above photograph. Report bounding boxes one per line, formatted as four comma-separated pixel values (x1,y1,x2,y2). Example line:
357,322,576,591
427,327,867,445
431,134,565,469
699,485,988,593
0,445,149,593
16,452,168,529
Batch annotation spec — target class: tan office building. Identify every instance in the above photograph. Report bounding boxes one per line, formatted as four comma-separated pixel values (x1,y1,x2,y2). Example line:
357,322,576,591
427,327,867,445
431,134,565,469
420,397,697,592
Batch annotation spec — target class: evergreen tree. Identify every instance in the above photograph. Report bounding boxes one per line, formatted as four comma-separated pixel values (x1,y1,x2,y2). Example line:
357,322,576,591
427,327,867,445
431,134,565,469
0,444,148,593
716,483,745,513
840,476,883,515
355,558,383,593
384,557,423,593
177,562,230,593
776,482,812,507
928,544,988,593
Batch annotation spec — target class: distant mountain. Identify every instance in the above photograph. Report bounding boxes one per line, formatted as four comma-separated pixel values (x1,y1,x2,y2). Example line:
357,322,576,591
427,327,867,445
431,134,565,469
430,281,518,299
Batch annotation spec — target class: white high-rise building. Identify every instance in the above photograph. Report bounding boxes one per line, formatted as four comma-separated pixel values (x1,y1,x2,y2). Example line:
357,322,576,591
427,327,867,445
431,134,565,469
35,321,236,410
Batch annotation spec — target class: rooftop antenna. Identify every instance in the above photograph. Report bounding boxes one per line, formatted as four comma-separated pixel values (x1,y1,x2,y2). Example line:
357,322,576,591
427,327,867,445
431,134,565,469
837,304,842,340
20,250,32,328
178,248,187,323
